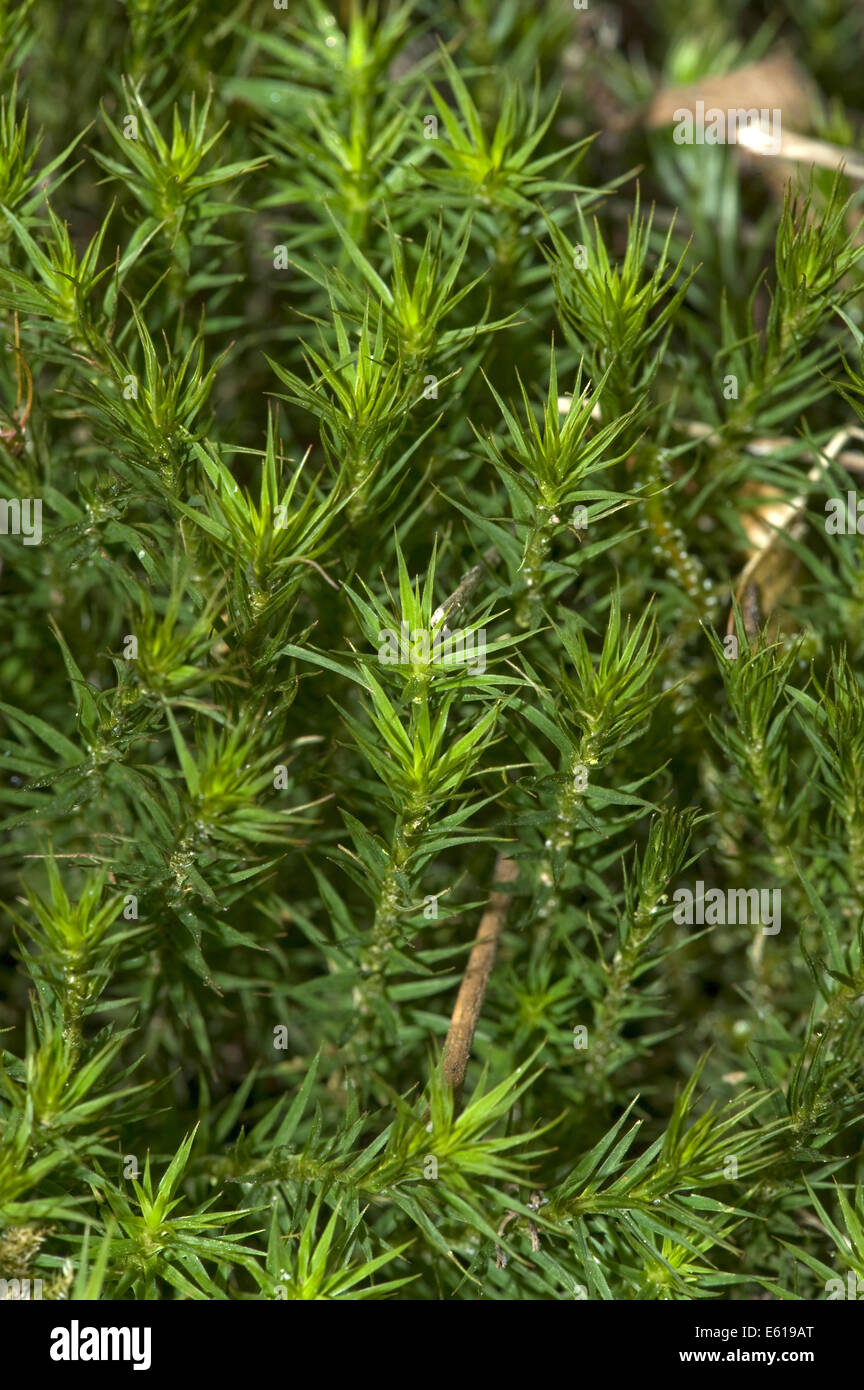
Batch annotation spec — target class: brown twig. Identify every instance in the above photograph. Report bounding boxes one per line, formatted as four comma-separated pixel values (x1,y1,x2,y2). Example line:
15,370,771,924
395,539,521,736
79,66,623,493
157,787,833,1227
441,853,519,1097
728,425,864,639
432,545,500,627
736,123,864,180
672,418,864,473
